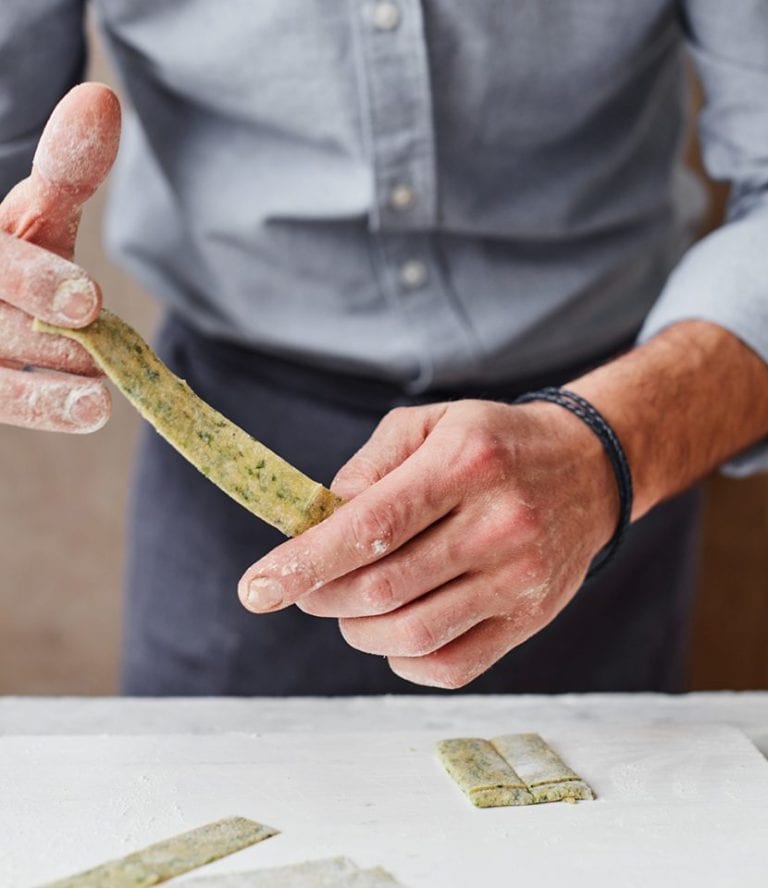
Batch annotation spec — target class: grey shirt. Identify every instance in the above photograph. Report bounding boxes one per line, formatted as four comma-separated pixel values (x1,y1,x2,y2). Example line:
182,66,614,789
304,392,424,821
1,1,767,470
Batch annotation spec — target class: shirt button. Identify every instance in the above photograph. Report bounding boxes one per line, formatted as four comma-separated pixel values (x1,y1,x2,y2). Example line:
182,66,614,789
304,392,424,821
371,1,401,31
390,184,415,211
400,260,428,290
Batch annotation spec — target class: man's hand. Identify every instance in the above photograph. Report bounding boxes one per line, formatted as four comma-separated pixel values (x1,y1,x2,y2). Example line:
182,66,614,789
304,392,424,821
238,319,768,689
238,398,618,688
0,82,121,433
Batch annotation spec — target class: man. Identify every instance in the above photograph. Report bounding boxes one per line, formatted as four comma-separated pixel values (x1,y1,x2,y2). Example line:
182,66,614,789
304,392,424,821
1,2,766,695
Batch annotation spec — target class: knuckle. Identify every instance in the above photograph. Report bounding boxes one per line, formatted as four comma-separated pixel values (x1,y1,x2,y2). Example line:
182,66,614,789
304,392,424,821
458,428,507,481
383,405,412,427
475,499,527,549
336,459,365,484
510,502,542,539
399,613,437,657
479,508,514,552
369,406,410,441
483,499,543,552
349,504,397,559
342,454,383,487
361,572,396,613
442,533,469,569
258,546,324,596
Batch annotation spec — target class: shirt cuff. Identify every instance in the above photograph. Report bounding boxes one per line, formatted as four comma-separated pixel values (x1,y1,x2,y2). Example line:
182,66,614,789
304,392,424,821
638,198,768,477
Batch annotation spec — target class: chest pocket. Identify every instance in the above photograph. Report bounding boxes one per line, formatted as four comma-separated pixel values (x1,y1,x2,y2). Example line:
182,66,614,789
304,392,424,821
93,0,362,145
425,0,679,146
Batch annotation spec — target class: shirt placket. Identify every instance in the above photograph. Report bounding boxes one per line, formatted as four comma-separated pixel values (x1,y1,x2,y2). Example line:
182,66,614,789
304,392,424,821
352,0,481,391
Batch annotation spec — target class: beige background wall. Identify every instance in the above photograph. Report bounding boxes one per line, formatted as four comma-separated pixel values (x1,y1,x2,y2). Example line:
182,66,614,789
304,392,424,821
0,26,765,695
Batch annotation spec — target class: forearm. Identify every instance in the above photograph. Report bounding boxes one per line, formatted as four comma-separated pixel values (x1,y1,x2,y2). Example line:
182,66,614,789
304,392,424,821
568,320,768,521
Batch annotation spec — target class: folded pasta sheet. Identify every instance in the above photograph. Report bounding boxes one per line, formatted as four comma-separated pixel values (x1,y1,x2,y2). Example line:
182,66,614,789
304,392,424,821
491,733,595,803
436,738,534,808
437,733,594,808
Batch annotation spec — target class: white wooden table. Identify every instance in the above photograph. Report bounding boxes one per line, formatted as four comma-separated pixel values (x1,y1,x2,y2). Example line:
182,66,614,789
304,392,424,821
2,694,767,887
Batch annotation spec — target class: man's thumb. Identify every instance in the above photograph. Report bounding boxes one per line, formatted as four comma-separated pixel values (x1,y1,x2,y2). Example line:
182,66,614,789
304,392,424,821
0,82,121,258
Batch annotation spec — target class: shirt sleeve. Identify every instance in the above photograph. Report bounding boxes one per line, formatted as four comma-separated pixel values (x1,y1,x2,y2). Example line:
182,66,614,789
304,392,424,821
638,0,768,477
0,0,87,199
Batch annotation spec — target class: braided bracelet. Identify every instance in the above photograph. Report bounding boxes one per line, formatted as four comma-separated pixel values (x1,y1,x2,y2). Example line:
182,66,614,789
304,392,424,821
513,387,633,578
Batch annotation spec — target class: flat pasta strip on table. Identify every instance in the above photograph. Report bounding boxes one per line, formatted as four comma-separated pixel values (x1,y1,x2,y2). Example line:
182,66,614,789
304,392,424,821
41,816,278,888
185,856,407,887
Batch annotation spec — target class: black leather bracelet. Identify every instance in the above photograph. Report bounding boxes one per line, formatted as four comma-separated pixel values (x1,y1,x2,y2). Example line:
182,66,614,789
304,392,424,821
513,386,633,578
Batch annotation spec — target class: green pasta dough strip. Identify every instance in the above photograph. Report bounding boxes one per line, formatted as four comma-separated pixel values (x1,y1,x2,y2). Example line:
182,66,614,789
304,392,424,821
436,738,534,808
491,733,595,803
34,311,344,536
186,857,407,887
184,857,361,887
41,816,278,888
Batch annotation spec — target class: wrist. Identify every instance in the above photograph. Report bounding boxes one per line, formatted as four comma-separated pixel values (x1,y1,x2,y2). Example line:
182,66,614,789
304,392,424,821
564,321,768,521
565,375,657,520
515,400,620,556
